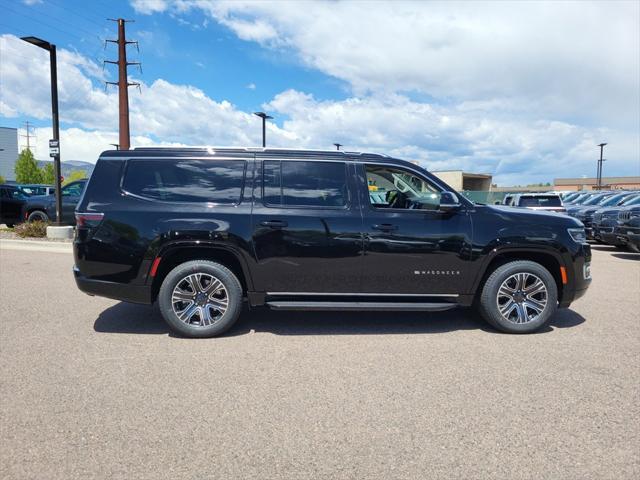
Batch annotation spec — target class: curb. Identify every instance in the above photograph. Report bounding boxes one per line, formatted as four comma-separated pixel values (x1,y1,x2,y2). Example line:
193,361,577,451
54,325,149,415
0,238,73,254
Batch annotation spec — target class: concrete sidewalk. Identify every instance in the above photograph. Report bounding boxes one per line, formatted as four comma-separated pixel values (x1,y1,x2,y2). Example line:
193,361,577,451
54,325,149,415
0,238,72,254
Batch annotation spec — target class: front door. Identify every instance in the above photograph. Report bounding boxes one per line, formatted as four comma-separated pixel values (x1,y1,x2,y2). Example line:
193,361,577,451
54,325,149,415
358,163,473,295
251,157,363,293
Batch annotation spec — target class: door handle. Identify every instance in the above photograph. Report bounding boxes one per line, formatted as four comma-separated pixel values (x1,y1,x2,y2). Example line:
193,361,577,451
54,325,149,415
372,223,398,232
260,220,288,228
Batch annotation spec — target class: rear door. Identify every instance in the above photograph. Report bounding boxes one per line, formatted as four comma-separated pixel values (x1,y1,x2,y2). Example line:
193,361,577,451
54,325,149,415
357,162,473,295
1,187,25,222
250,156,363,293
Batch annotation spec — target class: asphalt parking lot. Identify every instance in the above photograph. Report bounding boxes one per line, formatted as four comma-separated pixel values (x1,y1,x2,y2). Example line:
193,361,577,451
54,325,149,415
0,243,638,479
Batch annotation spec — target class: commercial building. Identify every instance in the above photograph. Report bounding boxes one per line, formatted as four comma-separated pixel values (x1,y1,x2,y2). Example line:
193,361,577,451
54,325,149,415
0,127,18,182
553,176,640,191
432,170,493,191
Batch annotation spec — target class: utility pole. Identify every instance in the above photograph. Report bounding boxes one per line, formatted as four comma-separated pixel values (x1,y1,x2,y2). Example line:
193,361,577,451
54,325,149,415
333,143,342,151
253,112,273,147
105,19,140,151
20,121,36,152
596,143,607,190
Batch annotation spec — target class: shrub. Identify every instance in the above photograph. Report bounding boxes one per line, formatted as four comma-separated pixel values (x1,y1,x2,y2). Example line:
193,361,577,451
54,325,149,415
14,221,48,238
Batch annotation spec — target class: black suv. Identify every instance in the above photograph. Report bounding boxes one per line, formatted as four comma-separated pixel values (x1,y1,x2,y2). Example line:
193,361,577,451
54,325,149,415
73,148,592,337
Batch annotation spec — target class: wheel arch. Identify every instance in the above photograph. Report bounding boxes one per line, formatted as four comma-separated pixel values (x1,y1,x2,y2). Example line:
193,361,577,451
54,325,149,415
149,244,253,302
472,248,565,303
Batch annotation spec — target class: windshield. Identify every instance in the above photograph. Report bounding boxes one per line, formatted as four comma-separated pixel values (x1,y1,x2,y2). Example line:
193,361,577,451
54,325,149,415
518,196,562,207
570,194,592,204
581,194,609,206
622,196,640,206
599,193,630,207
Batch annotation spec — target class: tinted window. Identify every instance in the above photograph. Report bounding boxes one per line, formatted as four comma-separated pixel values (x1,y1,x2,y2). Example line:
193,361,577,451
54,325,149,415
263,160,347,207
62,182,85,197
124,159,246,204
518,196,562,207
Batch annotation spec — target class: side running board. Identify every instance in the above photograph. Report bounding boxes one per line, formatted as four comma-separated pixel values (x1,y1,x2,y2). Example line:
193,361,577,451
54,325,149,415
265,301,457,312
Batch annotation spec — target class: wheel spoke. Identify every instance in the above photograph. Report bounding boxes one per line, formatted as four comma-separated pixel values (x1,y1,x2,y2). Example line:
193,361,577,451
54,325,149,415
172,289,194,302
524,298,546,314
499,299,517,317
524,279,546,296
498,285,516,297
177,304,200,323
515,303,529,323
203,278,223,295
208,297,228,312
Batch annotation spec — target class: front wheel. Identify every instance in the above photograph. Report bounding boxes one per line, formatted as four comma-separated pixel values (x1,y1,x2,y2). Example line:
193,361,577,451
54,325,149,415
158,260,243,338
479,260,558,334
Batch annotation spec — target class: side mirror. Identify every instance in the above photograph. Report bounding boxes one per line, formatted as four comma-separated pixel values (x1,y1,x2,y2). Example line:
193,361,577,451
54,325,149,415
439,192,461,212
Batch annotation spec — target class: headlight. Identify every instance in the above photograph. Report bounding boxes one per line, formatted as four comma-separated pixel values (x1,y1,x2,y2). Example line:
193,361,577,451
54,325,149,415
568,228,587,243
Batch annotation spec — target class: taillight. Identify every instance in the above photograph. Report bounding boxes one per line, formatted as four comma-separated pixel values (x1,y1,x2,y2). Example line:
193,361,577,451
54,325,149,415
75,212,104,228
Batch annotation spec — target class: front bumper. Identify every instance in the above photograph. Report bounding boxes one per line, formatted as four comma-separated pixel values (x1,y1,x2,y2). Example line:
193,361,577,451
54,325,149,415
74,266,152,304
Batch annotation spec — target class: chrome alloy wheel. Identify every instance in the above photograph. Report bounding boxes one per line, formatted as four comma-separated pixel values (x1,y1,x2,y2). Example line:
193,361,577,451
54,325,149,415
171,273,228,327
496,272,548,324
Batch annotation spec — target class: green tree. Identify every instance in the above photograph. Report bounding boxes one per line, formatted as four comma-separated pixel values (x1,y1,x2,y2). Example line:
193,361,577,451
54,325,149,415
41,163,56,184
64,170,87,184
14,149,43,184
0,174,5,184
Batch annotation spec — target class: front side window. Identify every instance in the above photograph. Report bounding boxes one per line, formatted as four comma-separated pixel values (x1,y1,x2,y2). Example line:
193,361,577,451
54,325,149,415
62,182,84,197
366,165,440,210
123,159,246,204
263,160,347,208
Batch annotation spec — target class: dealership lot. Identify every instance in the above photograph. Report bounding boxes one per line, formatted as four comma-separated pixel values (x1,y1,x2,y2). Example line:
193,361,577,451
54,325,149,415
0,244,638,479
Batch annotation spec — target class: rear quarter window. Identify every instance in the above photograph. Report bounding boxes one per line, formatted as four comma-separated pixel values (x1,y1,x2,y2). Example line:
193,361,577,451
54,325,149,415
122,159,246,204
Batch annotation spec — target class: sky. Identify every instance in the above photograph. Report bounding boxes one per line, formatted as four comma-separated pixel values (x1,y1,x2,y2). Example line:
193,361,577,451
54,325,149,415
0,0,638,186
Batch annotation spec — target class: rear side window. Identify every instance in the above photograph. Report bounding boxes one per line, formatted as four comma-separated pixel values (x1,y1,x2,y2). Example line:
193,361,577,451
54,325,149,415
263,160,347,208
518,196,562,207
123,159,246,204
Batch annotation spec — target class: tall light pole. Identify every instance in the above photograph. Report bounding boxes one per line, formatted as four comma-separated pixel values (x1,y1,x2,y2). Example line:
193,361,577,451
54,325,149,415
334,143,343,150
597,143,607,190
21,36,62,225
253,112,272,147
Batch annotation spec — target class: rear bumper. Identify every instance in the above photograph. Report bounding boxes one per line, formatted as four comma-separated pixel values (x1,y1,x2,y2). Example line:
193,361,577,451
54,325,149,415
74,266,152,304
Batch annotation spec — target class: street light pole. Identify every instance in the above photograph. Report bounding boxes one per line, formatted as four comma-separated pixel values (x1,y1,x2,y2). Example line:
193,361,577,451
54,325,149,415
597,143,607,190
253,112,273,147
21,36,62,225
334,143,342,151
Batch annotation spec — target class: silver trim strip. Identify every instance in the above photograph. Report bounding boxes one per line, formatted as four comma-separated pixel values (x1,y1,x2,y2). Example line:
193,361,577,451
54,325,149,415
266,292,459,297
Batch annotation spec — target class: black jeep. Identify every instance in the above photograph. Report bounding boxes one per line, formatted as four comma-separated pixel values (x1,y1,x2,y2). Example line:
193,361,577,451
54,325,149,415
73,148,591,337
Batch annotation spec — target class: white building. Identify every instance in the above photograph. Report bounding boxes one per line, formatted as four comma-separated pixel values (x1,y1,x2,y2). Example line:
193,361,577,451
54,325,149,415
0,127,19,182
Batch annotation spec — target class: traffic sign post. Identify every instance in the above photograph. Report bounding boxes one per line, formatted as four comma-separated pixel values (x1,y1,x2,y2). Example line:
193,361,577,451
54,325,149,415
49,139,59,157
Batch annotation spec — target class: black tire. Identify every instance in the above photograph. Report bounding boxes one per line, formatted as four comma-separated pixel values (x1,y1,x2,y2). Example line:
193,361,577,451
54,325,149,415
158,260,243,338
27,210,49,223
6,223,15,228
479,260,558,334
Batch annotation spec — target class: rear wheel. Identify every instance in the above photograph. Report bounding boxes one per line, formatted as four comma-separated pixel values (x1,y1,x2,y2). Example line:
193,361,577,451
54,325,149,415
158,260,243,338
479,260,558,334
27,210,49,223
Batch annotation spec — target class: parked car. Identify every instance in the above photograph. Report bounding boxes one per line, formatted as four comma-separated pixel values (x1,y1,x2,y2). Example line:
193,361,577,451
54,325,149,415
22,179,87,224
614,205,640,252
502,193,566,213
614,203,640,252
564,192,601,205
0,184,30,228
567,191,638,239
593,195,640,246
18,184,55,196
73,147,592,338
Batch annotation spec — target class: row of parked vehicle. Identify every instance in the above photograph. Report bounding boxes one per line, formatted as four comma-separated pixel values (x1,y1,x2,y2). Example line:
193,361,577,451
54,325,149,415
0,180,87,227
500,190,639,252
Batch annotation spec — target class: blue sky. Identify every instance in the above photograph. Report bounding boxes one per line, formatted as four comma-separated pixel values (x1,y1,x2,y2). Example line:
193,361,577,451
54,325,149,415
0,0,638,185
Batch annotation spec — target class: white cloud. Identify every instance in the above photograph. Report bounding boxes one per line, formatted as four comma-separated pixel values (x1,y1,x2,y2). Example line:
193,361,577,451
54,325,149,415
1,32,638,185
22,0,43,5
246,83,256,90
139,0,639,130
